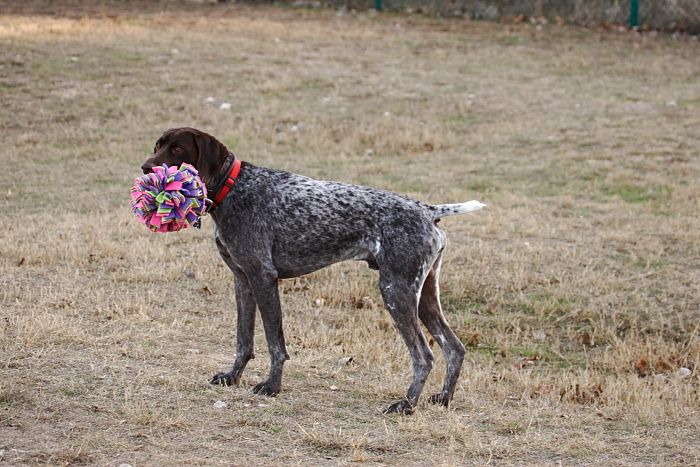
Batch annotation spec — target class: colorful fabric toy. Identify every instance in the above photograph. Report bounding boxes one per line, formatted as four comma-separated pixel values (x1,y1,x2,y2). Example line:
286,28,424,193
130,163,208,232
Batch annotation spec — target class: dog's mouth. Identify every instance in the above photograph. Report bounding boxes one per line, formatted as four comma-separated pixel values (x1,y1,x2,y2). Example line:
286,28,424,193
141,163,155,174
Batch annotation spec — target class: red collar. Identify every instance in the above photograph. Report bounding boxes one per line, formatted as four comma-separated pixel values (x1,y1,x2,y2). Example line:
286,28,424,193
209,158,242,209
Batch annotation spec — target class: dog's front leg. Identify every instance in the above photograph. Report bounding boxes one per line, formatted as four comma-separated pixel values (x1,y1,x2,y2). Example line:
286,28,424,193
210,271,257,386
248,268,289,397
211,237,257,386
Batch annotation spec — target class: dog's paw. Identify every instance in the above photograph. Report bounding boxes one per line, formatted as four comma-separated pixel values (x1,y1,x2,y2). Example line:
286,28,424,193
210,372,234,386
428,393,450,407
252,380,279,397
382,399,415,415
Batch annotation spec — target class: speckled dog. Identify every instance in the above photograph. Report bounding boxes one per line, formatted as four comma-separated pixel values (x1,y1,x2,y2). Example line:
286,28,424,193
141,127,485,415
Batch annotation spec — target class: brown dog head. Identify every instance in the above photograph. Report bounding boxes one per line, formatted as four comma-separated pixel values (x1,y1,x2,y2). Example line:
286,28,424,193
141,128,230,186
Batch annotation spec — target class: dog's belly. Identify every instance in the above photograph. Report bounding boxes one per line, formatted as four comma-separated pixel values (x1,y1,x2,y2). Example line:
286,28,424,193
272,238,379,278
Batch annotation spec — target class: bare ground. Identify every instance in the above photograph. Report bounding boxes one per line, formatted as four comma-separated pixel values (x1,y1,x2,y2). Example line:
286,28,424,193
1,1,699,465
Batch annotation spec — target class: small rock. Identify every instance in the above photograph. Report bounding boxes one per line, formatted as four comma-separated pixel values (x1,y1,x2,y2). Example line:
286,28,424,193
117,464,133,467
383,111,391,117
654,373,666,383
338,356,354,365
171,48,180,54
666,100,677,107
314,298,324,307
219,102,232,110
677,367,691,378
364,148,374,157
257,403,269,407
329,385,339,391
205,96,215,103
213,400,227,409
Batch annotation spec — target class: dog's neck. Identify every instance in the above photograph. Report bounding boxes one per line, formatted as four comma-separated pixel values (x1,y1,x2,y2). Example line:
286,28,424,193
206,152,234,191
205,153,242,212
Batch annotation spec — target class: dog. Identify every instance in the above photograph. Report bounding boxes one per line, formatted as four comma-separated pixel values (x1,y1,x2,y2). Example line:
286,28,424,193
140,127,485,414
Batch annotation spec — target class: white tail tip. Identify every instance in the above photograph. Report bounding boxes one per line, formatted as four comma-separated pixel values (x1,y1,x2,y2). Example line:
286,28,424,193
431,200,487,219
460,200,487,212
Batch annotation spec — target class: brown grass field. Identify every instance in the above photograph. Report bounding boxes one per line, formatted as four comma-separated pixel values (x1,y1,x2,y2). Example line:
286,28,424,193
1,1,699,465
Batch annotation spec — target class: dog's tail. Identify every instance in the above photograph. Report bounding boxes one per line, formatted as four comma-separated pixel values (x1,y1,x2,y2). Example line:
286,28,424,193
430,200,486,220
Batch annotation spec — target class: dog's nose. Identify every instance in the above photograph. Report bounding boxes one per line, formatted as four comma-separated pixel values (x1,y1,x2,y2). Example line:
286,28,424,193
141,163,155,174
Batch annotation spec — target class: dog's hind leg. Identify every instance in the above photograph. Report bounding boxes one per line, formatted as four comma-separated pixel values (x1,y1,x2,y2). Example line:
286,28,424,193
418,253,466,407
379,270,435,415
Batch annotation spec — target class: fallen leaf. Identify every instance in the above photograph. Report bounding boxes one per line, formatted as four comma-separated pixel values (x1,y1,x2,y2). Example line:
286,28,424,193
512,355,538,370
352,296,374,309
654,358,673,372
577,331,594,347
466,332,481,347
634,357,650,377
530,384,555,398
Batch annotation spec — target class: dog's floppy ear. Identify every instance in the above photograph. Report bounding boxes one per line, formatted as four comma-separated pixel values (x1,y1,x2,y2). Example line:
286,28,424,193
191,129,230,186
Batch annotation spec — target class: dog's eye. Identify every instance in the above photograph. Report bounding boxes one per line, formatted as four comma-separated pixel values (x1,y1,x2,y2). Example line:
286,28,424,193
172,146,183,153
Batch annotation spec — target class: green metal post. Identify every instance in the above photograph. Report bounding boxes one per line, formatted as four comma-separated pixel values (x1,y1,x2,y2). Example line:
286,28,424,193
374,0,382,11
629,0,639,28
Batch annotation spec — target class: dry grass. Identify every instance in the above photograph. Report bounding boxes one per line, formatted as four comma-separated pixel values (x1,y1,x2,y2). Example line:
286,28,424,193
1,1,699,464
